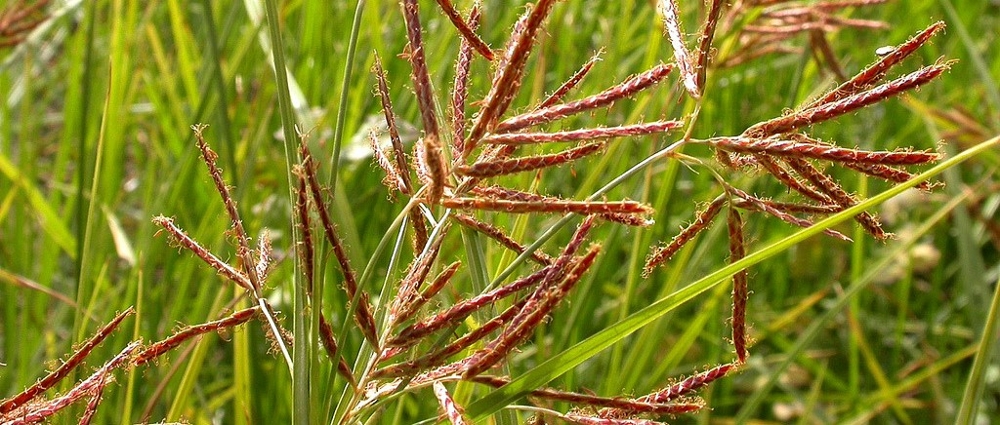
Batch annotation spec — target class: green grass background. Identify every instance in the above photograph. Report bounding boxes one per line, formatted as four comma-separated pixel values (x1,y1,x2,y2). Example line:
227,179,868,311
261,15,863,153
1,0,998,423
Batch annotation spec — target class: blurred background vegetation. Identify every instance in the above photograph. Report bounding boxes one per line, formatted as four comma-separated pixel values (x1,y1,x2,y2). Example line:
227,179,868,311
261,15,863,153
1,0,998,423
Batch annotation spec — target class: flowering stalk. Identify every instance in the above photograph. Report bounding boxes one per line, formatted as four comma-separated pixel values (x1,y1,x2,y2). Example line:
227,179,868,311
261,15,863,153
743,61,952,137
725,185,851,241
372,53,413,195
434,0,492,61
300,142,381,347
466,0,558,152
461,217,599,378
728,208,750,363
644,196,725,277
0,0,49,48
128,2,956,423
495,64,675,134
392,261,463,325
804,21,945,109
452,213,554,265
450,3,482,160
376,299,526,377
190,125,292,368
455,142,605,178
707,136,941,165
695,0,726,89
389,266,552,348
484,121,684,146
400,0,440,140
442,197,653,216
134,307,259,366
537,50,603,109
433,382,469,424
0,308,134,414
4,341,141,424
658,0,699,97
783,156,889,239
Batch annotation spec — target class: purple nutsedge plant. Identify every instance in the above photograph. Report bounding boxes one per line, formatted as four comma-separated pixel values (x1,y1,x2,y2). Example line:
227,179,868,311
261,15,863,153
1,1,958,423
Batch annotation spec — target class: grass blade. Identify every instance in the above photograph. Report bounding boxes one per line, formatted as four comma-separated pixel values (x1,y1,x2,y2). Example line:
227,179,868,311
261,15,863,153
466,135,1000,420
956,273,1000,424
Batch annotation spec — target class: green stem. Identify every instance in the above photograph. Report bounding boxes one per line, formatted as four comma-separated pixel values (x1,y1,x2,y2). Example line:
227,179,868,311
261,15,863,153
259,0,305,421
328,0,366,189
956,273,1000,423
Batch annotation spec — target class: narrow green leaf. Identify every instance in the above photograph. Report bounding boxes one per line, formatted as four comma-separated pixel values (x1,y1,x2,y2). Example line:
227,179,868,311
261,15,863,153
0,154,77,257
467,135,1000,420
956,273,1000,424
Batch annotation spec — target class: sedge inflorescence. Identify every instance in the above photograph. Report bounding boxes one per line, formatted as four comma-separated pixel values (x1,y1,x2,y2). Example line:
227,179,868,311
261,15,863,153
1,0,952,423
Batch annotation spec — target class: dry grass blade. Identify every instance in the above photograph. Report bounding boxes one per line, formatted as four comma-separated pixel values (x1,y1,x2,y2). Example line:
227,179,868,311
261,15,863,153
0,270,78,309
809,29,847,81
813,0,889,9
813,13,888,31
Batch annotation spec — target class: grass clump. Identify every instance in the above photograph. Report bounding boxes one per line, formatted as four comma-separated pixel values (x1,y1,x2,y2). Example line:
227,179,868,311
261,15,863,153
2,0,999,423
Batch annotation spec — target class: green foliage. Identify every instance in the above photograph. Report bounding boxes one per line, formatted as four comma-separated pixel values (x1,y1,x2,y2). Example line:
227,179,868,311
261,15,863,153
1,0,998,423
